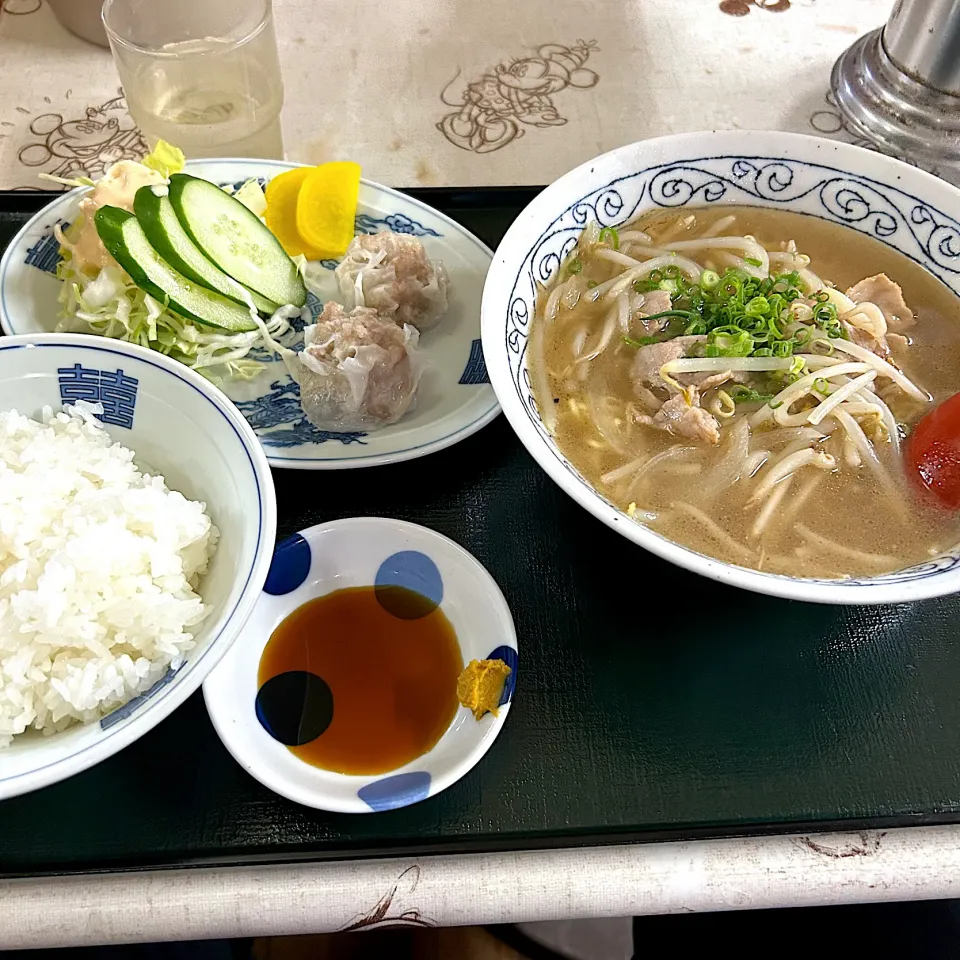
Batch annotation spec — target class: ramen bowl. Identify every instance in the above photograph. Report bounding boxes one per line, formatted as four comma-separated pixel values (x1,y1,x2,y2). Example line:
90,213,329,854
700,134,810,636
480,131,960,604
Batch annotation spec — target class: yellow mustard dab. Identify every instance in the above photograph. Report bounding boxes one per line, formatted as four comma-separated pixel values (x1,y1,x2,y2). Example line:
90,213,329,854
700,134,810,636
457,659,512,721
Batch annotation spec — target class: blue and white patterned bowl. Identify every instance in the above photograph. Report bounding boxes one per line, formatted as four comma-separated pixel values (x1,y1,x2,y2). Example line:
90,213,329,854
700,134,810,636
203,518,517,812
0,333,276,799
481,131,960,605
0,160,499,470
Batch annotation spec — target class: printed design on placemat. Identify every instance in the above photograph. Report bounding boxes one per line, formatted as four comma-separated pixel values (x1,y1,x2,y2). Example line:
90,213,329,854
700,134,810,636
341,865,436,931
794,831,885,859
17,90,148,183
808,89,950,183
58,363,139,429
719,0,790,15
438,40,599,154
232,378,368,448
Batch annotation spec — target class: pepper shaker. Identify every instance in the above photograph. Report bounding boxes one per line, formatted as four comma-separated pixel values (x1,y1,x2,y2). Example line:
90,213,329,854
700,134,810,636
831,0,960,164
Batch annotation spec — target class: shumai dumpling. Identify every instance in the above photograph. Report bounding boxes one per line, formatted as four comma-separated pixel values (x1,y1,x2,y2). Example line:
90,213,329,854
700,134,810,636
335,231,450,332
296,302,423,432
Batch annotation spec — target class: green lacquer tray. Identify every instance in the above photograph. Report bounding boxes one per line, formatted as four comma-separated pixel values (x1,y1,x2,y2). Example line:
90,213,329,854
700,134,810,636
1,188,959,878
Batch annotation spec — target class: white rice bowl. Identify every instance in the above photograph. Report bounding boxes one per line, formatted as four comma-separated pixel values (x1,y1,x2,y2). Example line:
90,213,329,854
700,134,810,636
0,334,275,800
0,403,218,746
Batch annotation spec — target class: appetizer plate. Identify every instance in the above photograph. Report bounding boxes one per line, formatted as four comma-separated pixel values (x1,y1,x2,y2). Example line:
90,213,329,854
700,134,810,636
203,518,517,813
0,160,499,469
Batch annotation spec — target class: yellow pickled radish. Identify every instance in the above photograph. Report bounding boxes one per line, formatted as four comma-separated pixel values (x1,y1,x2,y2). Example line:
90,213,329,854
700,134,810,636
296,161,361,259
264,167,324,259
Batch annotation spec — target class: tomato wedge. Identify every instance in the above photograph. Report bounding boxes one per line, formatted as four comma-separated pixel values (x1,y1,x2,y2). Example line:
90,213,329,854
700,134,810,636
905,392,960,509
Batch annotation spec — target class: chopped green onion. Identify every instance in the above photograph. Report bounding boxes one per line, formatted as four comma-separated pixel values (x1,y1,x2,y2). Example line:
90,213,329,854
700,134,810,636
744,256,763,267
769,399,784,409
622,265,819,364
813,378,830,395
598,227,620,250
731,387,775,404
567,257,583,276
707,328,754,357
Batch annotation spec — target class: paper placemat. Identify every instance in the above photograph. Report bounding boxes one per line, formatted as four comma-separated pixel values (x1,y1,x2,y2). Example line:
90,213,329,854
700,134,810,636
5,0,952,190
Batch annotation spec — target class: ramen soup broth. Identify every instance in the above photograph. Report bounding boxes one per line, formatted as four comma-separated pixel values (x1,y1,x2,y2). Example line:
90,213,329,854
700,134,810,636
529,206,960,578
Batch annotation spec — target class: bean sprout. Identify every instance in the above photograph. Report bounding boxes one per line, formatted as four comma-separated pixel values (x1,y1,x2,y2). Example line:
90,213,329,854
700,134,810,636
828,338,929,402
751,448,836,502
808,370,878,425
752,476,793,539
589,255,704,300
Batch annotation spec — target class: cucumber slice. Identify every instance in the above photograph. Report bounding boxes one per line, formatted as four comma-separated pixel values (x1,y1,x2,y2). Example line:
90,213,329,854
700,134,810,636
94,206,258,333
134,185,280,315
168,173,307,308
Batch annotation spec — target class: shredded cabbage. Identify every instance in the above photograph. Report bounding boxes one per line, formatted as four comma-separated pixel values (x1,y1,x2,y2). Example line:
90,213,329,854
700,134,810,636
51,147,291,384
234,179,267,216
291,253,329,297
142,140,186,178
54,253,290,384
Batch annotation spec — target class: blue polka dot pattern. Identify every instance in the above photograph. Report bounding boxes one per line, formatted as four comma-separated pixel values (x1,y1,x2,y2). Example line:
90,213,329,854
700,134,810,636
486,645,518,706
375,551,443,619
358,771,432,811
256,671,333,745
264,533,311,595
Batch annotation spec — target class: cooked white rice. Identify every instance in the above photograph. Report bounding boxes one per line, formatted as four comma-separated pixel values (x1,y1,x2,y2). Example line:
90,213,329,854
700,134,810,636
0,403,217,746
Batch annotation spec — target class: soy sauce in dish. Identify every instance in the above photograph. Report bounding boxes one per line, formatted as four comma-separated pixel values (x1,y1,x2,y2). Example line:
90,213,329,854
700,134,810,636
256,586,463,775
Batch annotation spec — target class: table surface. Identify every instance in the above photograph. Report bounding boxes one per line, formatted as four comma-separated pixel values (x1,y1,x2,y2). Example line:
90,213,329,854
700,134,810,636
5,826,960,949
3,187,960,881
5,0,960,935
6,0,960,191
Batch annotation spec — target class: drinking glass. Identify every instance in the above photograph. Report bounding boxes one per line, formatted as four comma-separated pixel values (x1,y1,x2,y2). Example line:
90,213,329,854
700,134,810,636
102,0,284,159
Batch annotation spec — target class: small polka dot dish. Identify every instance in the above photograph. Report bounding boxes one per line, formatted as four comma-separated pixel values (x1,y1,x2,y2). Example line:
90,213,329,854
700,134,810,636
203,518,517,813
